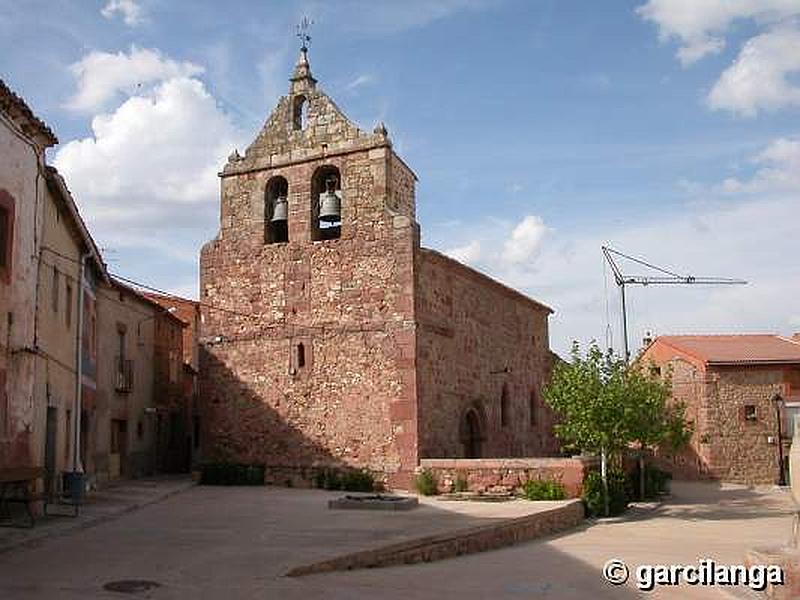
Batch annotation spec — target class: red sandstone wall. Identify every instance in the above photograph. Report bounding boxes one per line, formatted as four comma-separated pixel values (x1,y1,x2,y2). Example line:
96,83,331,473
200,140,420,484
419,458,594,498
414,249,559,459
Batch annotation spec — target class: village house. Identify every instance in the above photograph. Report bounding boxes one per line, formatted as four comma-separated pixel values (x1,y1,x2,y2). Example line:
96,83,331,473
199,49,559,488
1,78,195,495
144,292,202,468
641,334,800,485
0,79,58,469
34,167,107,492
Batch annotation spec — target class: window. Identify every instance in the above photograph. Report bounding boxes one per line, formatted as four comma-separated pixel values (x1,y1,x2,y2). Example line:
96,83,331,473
500,384,510,428
311,165,342,241
744,404,757,421
292,95,308,130
52,266,59,312
65,283,73,328
297,343,306,368
0,190,15,283
529,388,538,427
265,176,289,244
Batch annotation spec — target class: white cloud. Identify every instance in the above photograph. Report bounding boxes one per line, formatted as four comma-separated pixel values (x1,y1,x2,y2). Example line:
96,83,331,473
717,136,800,193
54,59,246,262
636,0,800,65
429,139,800,356
66,46,203,113
708,26,800,116
101,0,144,27
445,239,482,264
345,74,374,92
502,215,549,265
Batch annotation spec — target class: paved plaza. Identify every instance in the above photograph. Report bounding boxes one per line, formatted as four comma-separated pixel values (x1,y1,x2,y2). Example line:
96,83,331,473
0,481,795,599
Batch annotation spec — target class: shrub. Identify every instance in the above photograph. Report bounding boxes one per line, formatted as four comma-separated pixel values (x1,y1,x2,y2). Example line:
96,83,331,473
199,463,264,486
635,466,672,499
415,469,438,496
521,478,566,501
314,468,375,492
340,469,375,492
453,474,468,493
583,469,628,517
314,468,342,491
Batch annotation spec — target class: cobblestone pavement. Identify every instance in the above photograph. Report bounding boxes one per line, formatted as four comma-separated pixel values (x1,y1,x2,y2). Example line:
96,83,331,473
0,481,793,599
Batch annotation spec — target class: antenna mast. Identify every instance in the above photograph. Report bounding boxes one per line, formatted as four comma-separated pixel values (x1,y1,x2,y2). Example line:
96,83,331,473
601,246,747,361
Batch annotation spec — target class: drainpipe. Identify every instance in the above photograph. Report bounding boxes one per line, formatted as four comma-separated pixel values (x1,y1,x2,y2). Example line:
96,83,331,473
71,252,88,474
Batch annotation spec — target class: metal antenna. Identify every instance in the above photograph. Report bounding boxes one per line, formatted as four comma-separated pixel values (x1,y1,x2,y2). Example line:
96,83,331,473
601,245,747,362
296,16,313,51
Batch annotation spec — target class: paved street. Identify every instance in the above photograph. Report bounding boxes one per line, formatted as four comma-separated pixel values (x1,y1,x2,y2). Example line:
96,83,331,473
0,481,794,599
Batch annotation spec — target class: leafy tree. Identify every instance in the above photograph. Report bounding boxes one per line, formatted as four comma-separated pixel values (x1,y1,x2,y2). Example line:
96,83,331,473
544,341,690,515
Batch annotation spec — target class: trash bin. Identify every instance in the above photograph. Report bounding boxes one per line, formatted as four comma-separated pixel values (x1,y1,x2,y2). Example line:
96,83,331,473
63,471,85,502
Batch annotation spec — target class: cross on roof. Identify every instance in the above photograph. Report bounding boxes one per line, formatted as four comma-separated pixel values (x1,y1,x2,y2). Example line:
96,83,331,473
296,17,313,51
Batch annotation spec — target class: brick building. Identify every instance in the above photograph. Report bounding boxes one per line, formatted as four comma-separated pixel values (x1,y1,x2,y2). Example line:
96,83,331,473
640,334,800,485
199,49,558,487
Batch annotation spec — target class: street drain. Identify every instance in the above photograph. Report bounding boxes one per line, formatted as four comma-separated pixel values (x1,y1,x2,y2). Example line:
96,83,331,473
102,580,162,594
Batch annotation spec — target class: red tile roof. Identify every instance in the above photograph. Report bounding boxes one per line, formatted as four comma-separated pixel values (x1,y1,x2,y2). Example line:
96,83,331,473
656,335,800,366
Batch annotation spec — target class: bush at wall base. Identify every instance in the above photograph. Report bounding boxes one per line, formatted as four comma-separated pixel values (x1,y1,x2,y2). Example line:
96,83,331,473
582,469,628,517
199,463,265,486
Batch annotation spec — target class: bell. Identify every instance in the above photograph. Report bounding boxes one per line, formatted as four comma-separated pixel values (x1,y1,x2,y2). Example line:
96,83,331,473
270,195,288,222
318,183,341,222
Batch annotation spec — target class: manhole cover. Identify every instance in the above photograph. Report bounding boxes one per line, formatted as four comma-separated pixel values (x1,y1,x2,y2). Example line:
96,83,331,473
102,580,162,594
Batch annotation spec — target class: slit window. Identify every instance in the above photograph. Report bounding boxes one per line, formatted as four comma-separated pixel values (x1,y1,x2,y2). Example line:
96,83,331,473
297,343,306,368
529,388,538,427
500,384,510,428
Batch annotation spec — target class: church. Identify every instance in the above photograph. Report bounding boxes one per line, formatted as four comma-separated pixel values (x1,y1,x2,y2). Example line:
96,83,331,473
199,45,559,487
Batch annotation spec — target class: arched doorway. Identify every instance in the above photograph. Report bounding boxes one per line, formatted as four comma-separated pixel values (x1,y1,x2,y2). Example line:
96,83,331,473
460,402,487,459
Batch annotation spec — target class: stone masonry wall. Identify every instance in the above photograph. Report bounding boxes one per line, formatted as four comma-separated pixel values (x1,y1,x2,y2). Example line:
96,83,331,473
415,249,558,459
200,78,420,485
704,366,786,484
419,457,596,498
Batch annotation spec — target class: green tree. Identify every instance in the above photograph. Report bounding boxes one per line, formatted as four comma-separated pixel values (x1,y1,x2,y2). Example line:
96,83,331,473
544,341,690,515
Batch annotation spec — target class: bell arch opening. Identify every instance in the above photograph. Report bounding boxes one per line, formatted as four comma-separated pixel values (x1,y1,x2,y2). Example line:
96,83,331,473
311,165,342,241
292,95,308,131
265,176,289,244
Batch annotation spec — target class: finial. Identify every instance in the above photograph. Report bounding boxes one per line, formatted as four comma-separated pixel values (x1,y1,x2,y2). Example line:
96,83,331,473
296,16,313,52
373,122,388,137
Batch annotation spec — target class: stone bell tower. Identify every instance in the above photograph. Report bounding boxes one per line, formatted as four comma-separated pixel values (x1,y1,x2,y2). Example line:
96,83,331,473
199,45,421,486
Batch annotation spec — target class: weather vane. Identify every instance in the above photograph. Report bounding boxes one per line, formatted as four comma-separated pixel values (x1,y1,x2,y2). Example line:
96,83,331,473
296,17,313,51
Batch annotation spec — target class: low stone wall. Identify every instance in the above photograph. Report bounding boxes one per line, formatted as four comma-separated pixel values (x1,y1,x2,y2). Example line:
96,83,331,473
419,457,598,498
287,499,584,576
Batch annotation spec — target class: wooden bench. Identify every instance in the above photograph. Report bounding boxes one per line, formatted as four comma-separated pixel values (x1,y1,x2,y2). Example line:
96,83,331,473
0,467,81,527
0,467,46,528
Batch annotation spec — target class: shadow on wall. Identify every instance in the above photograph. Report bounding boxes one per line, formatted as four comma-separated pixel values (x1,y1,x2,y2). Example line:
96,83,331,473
198,346,357,486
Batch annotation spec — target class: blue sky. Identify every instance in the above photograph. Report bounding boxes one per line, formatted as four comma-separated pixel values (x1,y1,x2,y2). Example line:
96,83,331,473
2,0,799,355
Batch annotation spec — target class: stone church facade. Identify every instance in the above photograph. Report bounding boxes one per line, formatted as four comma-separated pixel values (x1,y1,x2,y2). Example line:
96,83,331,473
199,50,558,487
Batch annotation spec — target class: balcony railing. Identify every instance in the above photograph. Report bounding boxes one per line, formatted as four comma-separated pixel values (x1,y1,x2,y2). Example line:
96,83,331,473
115,356,133,393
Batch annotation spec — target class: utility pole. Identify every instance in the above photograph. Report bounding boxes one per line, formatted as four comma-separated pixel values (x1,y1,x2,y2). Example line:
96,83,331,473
601,246,747,361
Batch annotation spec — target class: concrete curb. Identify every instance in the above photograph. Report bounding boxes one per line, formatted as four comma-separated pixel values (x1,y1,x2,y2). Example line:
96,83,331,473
0,480,195,556
286,499,584,577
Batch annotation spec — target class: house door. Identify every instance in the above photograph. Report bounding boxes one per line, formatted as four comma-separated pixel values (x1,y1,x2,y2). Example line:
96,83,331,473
110,419,128,479
44,407,57,494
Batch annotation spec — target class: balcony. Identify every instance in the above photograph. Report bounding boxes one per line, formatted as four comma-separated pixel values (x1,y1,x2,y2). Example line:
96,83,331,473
115,356,133,393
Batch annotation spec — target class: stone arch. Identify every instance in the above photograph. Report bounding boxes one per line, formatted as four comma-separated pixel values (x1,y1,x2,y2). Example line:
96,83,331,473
460,401,487,459
311,164,341,241
264,176,289,244
292,94,308,130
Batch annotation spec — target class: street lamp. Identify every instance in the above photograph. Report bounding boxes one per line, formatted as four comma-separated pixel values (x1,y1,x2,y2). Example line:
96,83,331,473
137,306,177,339
773,393,787,486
